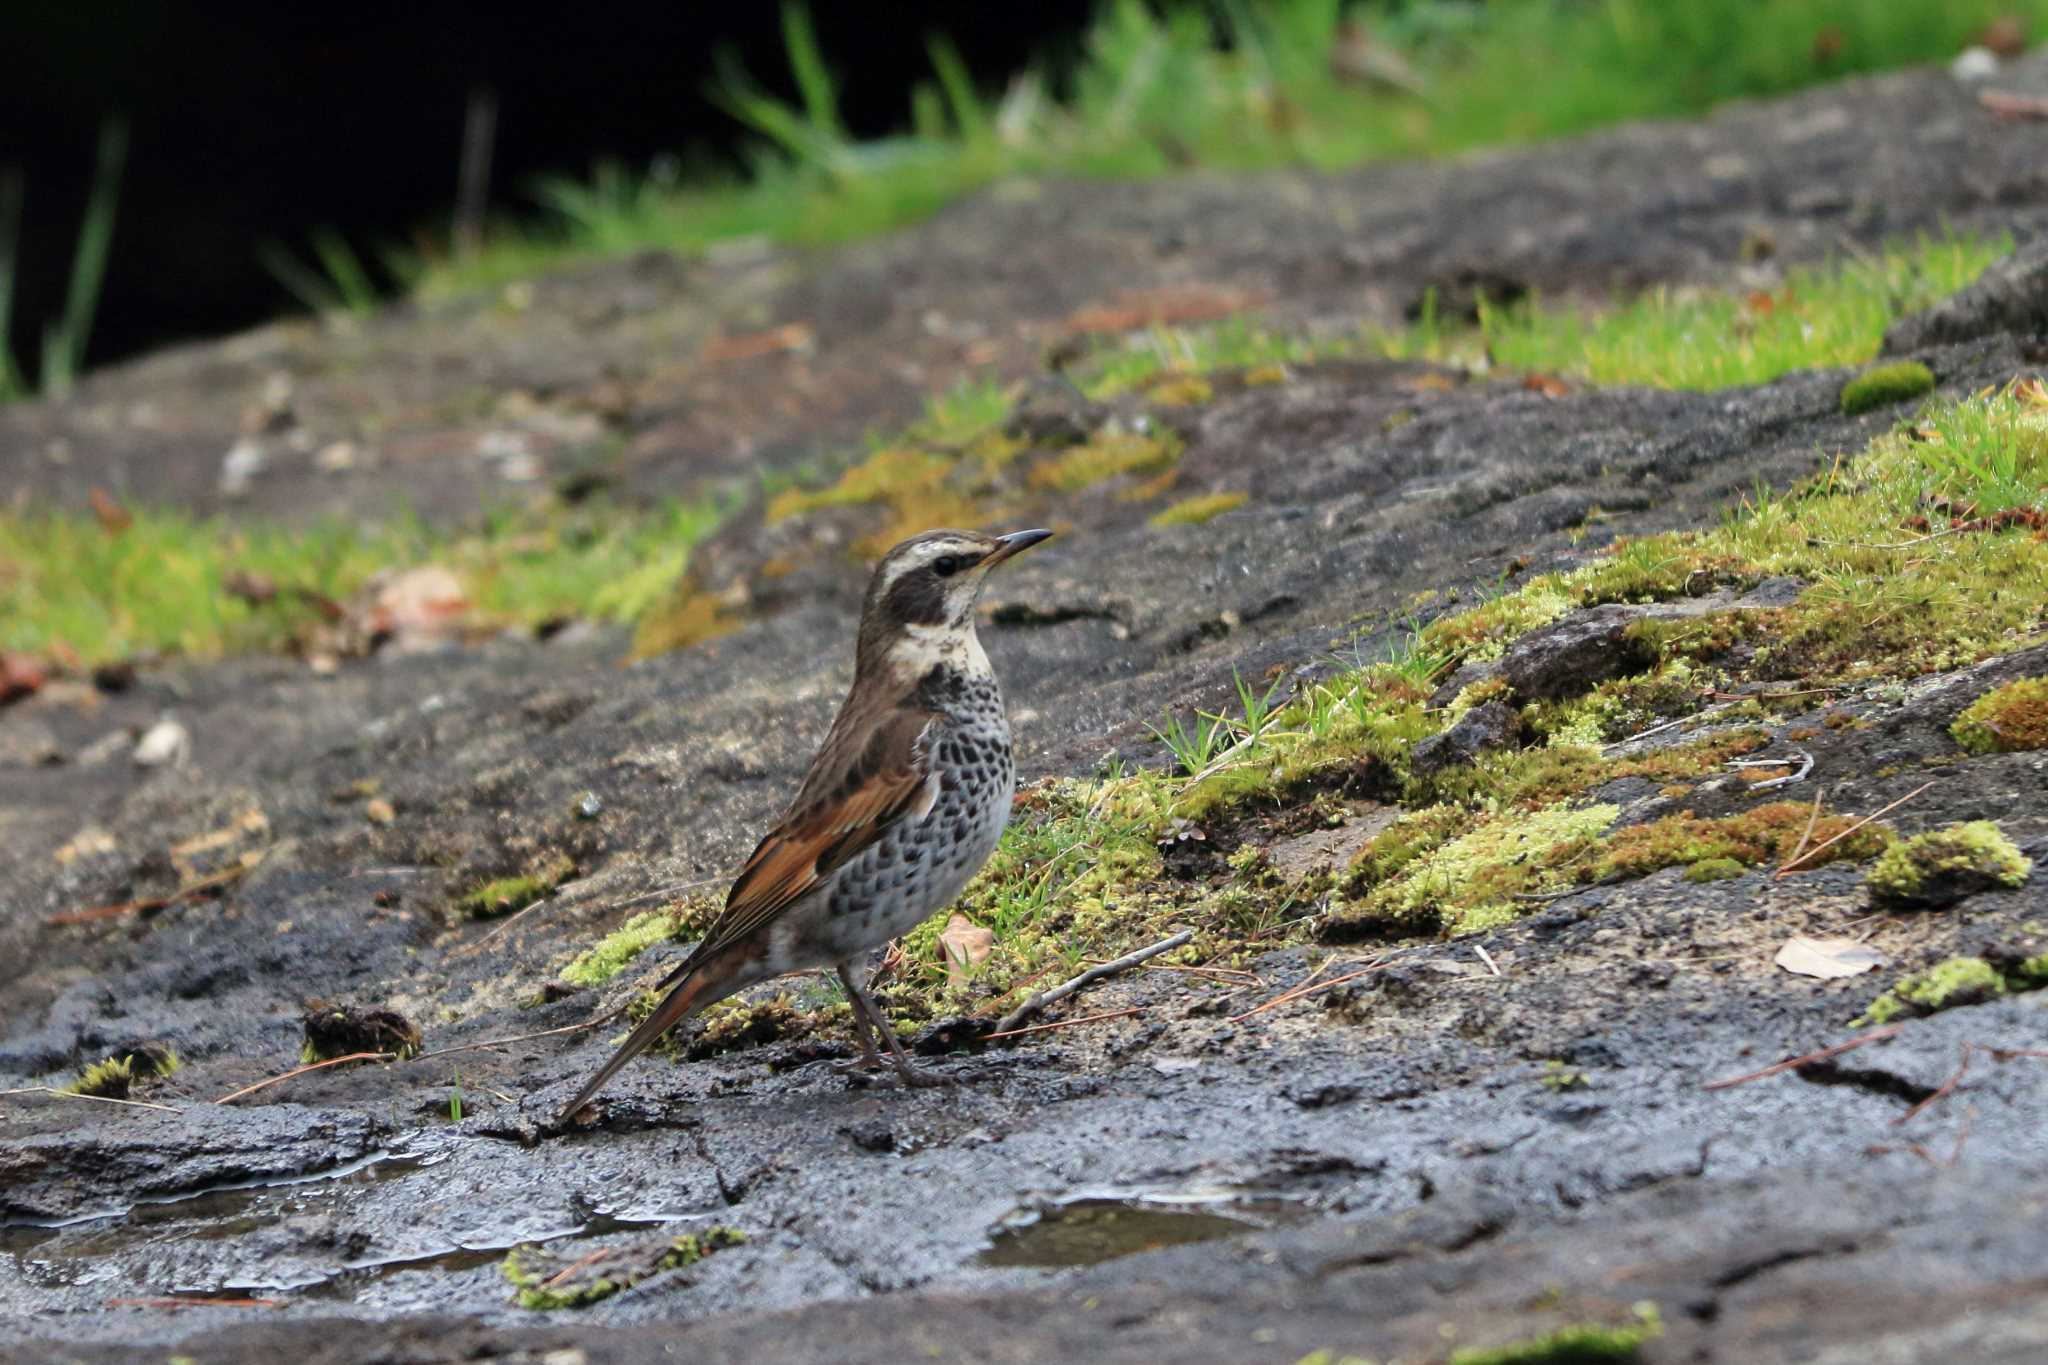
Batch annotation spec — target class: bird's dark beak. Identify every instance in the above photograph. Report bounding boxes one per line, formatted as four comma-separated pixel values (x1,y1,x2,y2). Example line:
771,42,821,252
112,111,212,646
982,527,1054,568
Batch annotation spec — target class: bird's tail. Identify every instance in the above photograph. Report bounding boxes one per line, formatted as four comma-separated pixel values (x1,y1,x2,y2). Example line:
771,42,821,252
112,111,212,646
555,950,749,1122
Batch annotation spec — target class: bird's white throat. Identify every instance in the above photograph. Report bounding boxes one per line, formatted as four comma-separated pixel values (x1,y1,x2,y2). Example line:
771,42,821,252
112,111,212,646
886,620,990,679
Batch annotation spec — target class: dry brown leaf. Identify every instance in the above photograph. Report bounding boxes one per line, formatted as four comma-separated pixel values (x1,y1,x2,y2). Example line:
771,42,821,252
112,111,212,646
1774,935,1885,980
1521,372,1569,398
938,913,994,990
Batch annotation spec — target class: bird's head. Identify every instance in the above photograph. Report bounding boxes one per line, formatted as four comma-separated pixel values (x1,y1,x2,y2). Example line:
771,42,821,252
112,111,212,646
856,527,1053,678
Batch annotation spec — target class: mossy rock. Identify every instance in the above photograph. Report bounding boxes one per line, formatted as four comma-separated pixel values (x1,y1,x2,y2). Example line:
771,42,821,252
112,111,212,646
1684,856,1746,883
1857,955,2007,1025
1867,820,2030,910
503,1227,746,1310
1838,361,1934,416
1951,675,2048,754
300,1004,422,1062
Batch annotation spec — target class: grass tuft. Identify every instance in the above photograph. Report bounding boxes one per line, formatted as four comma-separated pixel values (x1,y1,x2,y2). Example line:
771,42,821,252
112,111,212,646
408,1,2046,302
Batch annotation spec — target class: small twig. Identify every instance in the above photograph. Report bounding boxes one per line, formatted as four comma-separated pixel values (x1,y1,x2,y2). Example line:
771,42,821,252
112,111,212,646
1474,945,1502,978
1230,959,1391,1023
1509,888,1579,903
1602,715,1687,750
451,889,572,960
1703,1024,1903,1090
45,862,253,926
992,929,1193,1034
409,1017,616,1065
592,876,723,916
540,1246,614,1289
980,1006,1147,1041
1896,1044,1976,1127
214,1052,396,1104
1733,749,1814,791
0,1085,178,1113
1776,782,1933,877
1705,687,1835,702
1893,1042,2048,1126
1809,526,1963,552
1783,787,1827,871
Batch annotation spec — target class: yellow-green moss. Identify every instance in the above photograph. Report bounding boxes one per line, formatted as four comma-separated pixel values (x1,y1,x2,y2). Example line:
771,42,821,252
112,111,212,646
502,1227,746,1310
561,902,716,987
62,1056,135,1098
1145,373,1214,406
1684,856,1747,883
564,910,677,987
1867,820,2031,909
766,447,952,522
1839,361,1934,416
63,1044,182,1097
1591,802,1888,883
456,853,574,920
1150,491,1248,527
1449,1303,1663,1364
1951,676,2048,754
1028,430,1179,493
1856,955,2007,1025
57,1047,182,1096
628,579,743,658
1338,801,1618,937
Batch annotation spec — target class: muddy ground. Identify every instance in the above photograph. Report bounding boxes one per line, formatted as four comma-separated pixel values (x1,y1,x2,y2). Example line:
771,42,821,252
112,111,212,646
5,54,2048,1365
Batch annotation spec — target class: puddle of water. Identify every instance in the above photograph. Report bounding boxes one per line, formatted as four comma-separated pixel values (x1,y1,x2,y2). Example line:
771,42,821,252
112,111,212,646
977,1192,1304,1269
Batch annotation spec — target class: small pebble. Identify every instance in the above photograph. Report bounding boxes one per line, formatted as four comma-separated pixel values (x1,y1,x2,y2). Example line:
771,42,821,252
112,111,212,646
576,793,603,820
132,716,190,768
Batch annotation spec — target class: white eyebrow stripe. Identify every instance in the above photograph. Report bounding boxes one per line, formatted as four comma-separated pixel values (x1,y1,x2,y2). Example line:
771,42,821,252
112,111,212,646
875,538,984,592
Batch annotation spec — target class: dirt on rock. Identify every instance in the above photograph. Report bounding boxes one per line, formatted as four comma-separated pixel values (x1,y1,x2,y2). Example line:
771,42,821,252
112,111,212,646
5,54,2048,1365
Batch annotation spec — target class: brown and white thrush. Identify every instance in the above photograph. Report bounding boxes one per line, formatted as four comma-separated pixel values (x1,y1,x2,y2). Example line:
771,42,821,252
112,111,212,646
558,527,1053,1119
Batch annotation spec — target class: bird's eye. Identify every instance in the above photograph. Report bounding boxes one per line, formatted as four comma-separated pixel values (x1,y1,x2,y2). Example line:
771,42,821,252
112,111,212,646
932,555,960,577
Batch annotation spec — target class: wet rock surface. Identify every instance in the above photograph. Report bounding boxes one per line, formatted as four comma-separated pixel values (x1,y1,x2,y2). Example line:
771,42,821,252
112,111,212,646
6,58,2048,1365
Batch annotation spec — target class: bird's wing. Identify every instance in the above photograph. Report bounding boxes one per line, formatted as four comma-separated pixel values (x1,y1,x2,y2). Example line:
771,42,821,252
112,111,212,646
555,698,938,1121
684,702,939,967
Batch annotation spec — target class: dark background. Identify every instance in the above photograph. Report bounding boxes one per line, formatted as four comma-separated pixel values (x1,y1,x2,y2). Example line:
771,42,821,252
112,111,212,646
5,2,1100,375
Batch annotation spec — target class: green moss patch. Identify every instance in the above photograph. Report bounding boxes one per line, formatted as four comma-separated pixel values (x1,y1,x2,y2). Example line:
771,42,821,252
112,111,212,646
456,853,576,920
559,899,717,987
59,1043,181,1099
1448,1302,1663,1364
1952,676,2048,754
1150,491,1247,527
1592,802,1889,883
1839,360,1935,416
1867,821,2031,910
1855,954,2040,1026
502,1227,745,1310
1336,801,1618,938
1027,429,1179,493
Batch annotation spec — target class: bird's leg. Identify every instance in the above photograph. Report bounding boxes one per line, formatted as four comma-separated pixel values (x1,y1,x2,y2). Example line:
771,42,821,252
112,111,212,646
835,963,947,1088
832,963,886,1074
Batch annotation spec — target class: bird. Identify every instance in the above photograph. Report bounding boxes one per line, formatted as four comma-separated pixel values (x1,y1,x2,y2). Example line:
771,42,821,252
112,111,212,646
558,527,1054,1121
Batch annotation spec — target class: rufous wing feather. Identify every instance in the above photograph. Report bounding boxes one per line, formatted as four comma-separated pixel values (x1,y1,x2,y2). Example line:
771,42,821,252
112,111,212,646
555,704,936,1119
